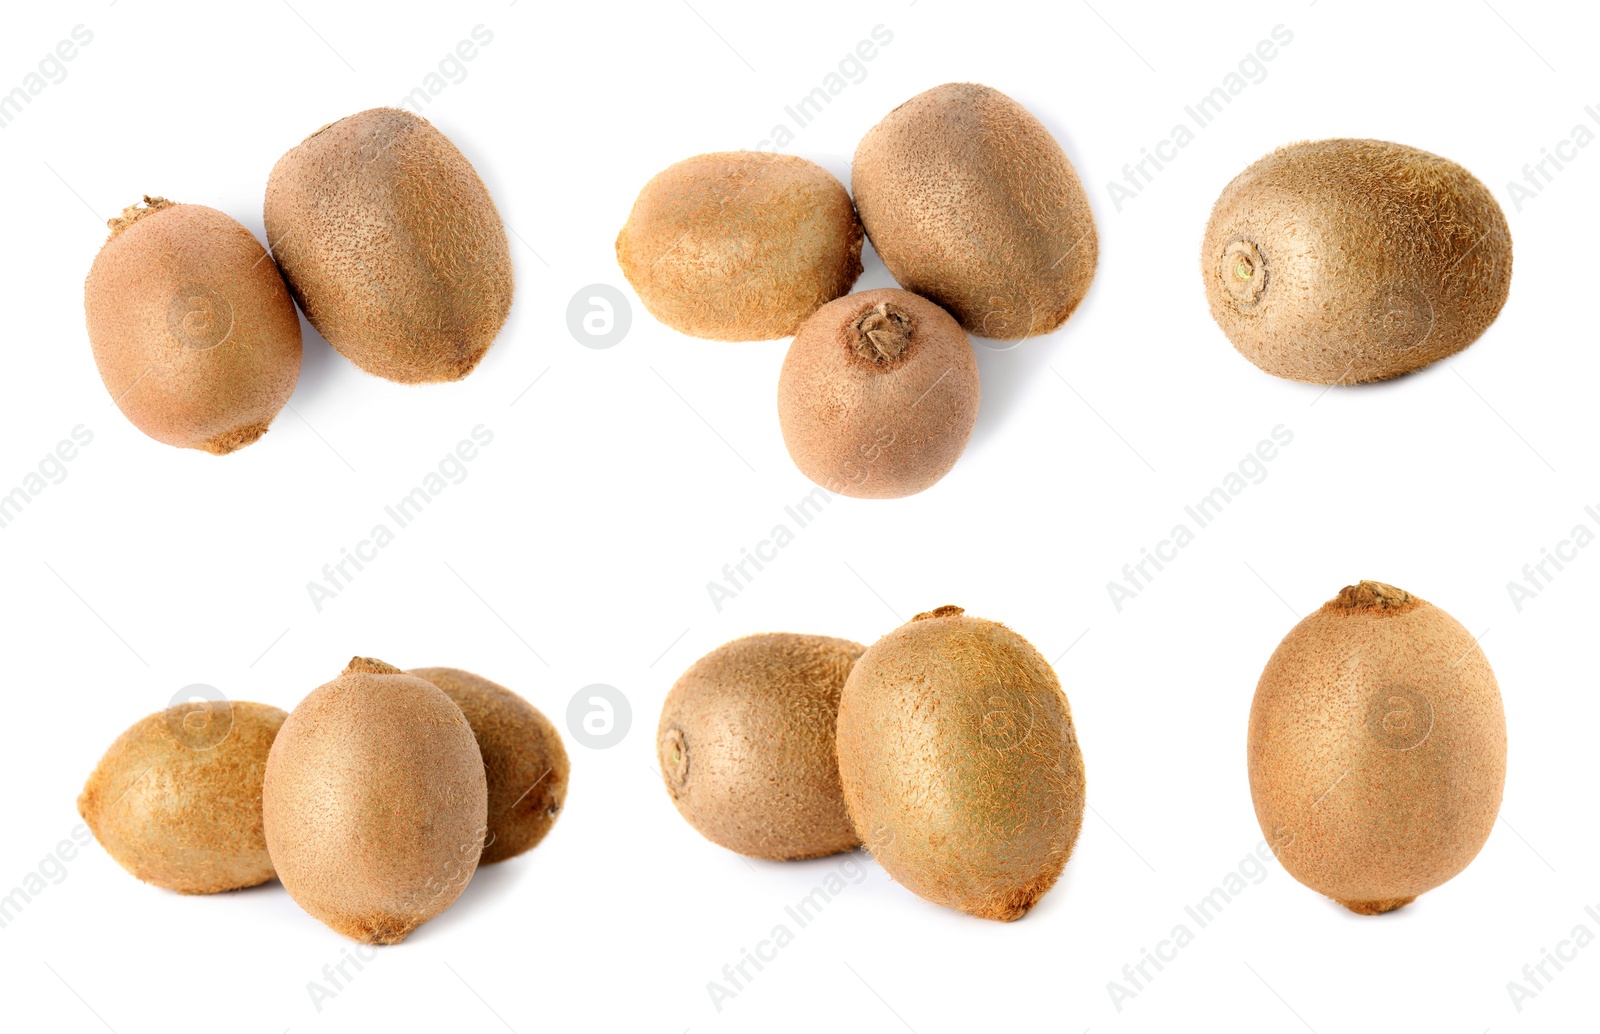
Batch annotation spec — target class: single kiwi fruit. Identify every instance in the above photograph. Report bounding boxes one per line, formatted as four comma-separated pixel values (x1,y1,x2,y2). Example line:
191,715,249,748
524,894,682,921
77,700,286,894
264,108,513,383
658,633,864,860
83,197,302,454
1202,139,1512,384
836,606,1086,921
777,288,979,499
408,667,570,864
616,151,864,340
851,83,1098,340
1247,581,1507,914
263,657,487,943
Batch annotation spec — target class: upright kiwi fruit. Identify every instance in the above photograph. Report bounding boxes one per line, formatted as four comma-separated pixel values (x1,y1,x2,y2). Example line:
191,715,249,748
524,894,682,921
1202,139,1512,383
1247,581,1507,914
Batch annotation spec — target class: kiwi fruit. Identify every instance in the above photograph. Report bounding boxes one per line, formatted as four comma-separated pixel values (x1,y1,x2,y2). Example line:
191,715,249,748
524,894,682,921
658,633,864,860
616,151,864,340
77,700,286,894
836,606,1085,921
83,197,302,454
1202,139,1512,383
408,667,570,864
263,657,487,943
778,289,979,499
851,83,1098,340
1247,581,1507,914
264,108,513,383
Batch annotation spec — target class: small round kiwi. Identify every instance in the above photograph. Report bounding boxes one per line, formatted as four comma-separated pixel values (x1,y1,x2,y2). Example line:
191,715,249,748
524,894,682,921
777,289,979,498
264,108,513,383
1201,139,1512,383
615,151,864,340
408,667,570,864
83,197,302,454
77,700,286,894
851,83,1098,339
658,633,864,860
835,606,1086,921
263,657,487,943
1247,581,1507,914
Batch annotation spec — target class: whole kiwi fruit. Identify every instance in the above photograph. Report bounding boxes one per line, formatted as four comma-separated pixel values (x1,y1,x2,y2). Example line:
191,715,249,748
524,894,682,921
658,633,864,860
1202,139,1512,383
1247,581,1507,914
778,288,979,499
836,606,1086,921
263,657,487,943
84,197,302,454
616,151,863,340
408,667,570,864
264,108,513,383
851,83,1098,340
77,699,286,894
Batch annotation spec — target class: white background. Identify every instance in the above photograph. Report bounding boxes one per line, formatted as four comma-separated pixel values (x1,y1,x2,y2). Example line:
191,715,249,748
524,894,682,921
1,1,1595,1031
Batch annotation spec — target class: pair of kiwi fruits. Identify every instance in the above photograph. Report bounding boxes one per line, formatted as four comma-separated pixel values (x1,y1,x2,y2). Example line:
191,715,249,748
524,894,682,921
657,606,1085,922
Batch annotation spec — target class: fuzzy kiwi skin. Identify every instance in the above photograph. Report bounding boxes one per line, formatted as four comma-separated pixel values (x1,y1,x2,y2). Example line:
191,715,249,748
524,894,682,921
1202,139,1512,384
851,83,1098,340
658,633,864,860
616,152,864,340
1247,581,1507,914
778,289,979,499
84,197,302,454
836,606,1086,921
408,667,570,865
264,108,513,383
263,658,487,944
77,701,287,894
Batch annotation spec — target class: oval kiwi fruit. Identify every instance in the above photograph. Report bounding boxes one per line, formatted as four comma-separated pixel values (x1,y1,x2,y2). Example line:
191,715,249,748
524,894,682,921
778,288,979,498
263,657,487,943
1202,139,1512,383
1247,581,1507,914
615,151,864,340
77,700,286,894
836,606,1086,921
264,108,513,383
658,633,864,860
83,196,302,454
851,83,1098,340
408,667,570,864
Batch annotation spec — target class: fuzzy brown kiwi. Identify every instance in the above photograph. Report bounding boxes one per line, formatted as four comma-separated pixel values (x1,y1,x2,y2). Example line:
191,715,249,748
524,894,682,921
1247,581,1507,914
615,151,864,340
77,700,286,894
658,633,864,860
777,289,979,499
408,667,570,864
264,108,513,383
1202,139,1512,384
263,658,487,943
851,83,1098,340
835,606,1086,921
83,197,302,454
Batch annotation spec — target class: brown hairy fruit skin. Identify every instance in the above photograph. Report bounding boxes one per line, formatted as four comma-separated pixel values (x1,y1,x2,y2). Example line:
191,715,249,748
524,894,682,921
264,108,513,383
658,633,864,860
408,667,570,864
84,197,302,454
78,701,287,894
836,606,1086,921
1202,139,1512,384
615,152,863,340
777,289,979,499
851,83,1098,340
1247,581,1507,914
263,657,488,943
